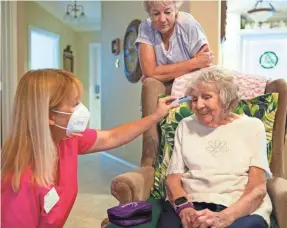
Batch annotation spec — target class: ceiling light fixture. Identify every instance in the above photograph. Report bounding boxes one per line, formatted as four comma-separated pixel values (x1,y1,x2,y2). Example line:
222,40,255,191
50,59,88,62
64,1,86,23
247,0,276,23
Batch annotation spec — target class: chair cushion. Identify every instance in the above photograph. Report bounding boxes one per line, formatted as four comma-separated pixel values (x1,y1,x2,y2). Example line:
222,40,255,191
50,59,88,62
152,93,278,199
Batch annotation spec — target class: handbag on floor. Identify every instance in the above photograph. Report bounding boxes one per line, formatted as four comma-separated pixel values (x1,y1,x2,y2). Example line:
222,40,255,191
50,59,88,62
107,201,152,226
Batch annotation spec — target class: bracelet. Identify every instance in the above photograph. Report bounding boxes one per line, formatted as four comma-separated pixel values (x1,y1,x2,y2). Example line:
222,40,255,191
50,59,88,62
175,202,194,215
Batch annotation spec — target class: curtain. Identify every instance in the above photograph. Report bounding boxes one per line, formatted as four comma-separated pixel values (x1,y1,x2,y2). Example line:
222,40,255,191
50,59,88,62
0,1,18,147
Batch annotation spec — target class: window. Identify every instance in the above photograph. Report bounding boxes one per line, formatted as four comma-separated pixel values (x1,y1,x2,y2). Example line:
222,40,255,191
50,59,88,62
240,30,287,80
29,27,60,70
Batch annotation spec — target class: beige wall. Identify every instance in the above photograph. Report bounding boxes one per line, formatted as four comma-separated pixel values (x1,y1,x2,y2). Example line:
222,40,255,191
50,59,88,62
190,1,221,64
75,31,101,106
17,1,77,76
101,1,147,166
17,1,101,106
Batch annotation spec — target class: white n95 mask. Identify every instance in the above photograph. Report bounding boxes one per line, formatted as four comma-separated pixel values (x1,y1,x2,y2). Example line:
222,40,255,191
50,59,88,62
51,102,90,134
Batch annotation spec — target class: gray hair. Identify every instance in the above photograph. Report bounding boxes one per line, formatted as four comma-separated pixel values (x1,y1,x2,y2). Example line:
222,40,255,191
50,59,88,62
143,0,183,14
185,67,240,112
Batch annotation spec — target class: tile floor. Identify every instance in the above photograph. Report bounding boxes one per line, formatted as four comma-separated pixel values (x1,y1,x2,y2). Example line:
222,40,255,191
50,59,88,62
64,153,134,228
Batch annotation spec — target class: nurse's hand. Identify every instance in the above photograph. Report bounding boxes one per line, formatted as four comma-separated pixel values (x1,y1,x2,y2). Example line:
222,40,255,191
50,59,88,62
153,96,179,120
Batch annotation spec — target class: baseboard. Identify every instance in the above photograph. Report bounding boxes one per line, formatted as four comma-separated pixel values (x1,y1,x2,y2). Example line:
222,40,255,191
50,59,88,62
101,152,139,169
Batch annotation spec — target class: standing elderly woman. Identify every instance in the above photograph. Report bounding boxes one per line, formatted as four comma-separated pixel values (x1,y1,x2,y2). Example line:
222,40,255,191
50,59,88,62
136,0,214,82
157,67,272,228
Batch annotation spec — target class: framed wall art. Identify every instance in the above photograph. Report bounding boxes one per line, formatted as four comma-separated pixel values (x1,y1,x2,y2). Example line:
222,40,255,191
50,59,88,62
63,45,74,72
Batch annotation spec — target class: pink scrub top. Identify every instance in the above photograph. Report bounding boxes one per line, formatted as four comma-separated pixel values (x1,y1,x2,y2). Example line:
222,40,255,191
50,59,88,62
1,129,97,228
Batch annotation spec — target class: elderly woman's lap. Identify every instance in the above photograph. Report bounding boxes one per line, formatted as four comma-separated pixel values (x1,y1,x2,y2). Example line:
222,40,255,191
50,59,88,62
229,215,268,228
156,201,268,228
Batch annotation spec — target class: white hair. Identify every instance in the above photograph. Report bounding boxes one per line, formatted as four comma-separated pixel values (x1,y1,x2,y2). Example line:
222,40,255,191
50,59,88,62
143,0,183,14
185,67,240,112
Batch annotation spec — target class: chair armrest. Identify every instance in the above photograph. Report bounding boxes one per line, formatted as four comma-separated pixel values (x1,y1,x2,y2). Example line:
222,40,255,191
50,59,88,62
267,177,287,228
111,166,155,204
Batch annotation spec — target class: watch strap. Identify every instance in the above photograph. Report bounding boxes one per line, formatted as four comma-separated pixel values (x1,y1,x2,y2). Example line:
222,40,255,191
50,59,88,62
175,202,194,215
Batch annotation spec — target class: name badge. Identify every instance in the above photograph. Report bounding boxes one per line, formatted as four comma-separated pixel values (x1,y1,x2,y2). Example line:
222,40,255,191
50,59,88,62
44,187,60,213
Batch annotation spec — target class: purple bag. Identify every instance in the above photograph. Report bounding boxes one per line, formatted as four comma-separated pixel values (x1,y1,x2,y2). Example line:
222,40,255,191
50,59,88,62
107,201,152,227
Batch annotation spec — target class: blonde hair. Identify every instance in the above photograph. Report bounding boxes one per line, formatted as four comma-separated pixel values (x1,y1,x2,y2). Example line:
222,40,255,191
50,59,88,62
1,69,83,192
186,67,240,112
143,0,183,14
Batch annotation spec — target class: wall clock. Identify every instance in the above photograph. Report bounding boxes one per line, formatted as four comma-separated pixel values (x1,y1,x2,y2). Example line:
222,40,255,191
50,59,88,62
123,19,142,83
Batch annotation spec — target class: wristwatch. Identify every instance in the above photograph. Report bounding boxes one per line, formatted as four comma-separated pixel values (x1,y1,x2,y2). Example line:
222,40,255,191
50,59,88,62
173,196,194,215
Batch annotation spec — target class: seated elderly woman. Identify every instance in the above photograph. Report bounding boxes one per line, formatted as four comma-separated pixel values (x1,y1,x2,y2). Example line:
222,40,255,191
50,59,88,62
157,68,272,228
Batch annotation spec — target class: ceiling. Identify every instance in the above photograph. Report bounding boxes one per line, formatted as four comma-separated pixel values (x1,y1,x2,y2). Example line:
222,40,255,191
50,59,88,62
35,1,101,32
228,0,287,21
228,0,287,11
35,0,287,31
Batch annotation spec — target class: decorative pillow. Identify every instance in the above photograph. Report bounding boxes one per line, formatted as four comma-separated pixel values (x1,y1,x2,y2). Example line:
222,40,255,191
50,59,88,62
152,93,278,200
171,68,268,99
233,93,278,163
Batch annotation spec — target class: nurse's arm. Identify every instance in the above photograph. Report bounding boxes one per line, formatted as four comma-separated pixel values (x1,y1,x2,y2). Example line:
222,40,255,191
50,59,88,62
85,96,178,153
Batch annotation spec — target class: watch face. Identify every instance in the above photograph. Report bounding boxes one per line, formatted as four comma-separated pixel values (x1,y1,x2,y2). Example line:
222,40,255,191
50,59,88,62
174,196,188,206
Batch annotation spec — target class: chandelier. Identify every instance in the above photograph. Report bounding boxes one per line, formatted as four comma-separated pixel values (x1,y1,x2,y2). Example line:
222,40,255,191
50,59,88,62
247,0,276,23
64,1,86,23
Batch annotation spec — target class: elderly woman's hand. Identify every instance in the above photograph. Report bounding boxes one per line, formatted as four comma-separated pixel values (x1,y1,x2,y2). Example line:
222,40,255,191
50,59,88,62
192,51,214,69
179,207,197,228
192,209,234,228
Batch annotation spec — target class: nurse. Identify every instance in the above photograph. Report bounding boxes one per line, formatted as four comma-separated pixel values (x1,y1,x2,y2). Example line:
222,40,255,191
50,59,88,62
1,69,178,228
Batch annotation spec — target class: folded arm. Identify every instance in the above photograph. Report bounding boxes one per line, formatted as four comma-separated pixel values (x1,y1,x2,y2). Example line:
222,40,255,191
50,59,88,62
138,44,198,82
138,44,211,82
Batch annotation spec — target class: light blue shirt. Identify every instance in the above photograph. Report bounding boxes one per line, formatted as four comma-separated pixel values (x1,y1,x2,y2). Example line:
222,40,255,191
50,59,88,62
135,11,208,66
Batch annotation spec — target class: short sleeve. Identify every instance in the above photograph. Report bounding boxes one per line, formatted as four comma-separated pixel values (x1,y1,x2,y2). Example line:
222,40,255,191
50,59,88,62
135,19,154,49
249,119,273,179
78,128,97,154
167,121,188,174
186,17,208,57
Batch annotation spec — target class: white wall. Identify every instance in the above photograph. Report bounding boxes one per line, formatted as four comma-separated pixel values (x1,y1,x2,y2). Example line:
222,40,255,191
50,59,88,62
222,10,242,71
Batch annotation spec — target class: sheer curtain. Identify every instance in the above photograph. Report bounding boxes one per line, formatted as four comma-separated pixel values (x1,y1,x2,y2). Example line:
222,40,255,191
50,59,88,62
0,1,18,147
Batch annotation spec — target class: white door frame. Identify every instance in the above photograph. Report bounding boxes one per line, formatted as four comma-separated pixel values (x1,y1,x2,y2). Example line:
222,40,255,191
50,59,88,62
89,43,102,129
1,1,18,146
